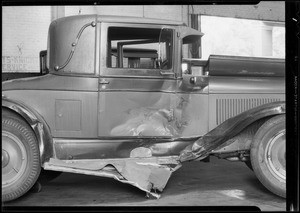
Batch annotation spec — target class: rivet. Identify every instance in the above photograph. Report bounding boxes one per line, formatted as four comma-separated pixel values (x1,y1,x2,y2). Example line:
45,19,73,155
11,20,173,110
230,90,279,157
91,21,96,27
54,65,60,71
72,42,76,47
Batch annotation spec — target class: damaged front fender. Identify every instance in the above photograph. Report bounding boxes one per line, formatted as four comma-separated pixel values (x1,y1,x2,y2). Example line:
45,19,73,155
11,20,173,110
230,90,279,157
179,101,285,162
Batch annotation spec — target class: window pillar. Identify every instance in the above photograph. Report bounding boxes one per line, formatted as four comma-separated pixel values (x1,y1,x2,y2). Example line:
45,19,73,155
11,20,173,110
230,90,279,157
190,14,201,58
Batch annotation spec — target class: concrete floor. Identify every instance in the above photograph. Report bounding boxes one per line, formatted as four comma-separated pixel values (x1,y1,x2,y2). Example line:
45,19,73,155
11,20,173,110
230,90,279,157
3,156,286,211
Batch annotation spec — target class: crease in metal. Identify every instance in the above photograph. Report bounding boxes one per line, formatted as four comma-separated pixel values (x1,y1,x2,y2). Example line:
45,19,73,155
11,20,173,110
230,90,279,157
110,107,179,137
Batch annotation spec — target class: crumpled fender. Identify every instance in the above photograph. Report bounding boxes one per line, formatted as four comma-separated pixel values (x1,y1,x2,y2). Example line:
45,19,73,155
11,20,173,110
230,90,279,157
2,96,53,164
179,101,285,162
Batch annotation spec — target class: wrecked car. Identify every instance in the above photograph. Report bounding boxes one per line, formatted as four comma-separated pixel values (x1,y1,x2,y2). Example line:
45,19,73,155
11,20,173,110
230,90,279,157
2,15,285,202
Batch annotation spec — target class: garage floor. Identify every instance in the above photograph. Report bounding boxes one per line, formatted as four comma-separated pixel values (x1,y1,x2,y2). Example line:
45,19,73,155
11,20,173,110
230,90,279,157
3,156,285,211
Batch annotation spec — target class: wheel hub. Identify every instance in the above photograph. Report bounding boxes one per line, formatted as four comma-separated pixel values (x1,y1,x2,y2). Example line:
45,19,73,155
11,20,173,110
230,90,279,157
265,130,286,181
2,149,10,168
2,131,28,186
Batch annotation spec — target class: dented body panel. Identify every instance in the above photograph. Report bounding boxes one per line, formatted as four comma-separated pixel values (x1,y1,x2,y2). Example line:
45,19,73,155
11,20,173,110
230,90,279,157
2,15,286,199
98,77,209,138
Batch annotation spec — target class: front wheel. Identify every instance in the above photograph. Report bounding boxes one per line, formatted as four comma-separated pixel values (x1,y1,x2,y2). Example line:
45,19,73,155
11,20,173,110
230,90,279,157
250,114,286,198
2,110,41,202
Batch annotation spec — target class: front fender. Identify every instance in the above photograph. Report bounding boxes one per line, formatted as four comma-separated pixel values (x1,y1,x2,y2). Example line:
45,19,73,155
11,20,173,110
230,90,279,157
179,101,285,162
2,95,53,164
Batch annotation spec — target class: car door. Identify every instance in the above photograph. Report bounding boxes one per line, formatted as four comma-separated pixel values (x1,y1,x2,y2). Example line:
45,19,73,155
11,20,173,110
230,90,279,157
98,23,179,139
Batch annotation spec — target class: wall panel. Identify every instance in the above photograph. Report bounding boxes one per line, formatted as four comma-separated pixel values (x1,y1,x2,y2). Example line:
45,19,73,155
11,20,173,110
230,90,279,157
2,6,51,73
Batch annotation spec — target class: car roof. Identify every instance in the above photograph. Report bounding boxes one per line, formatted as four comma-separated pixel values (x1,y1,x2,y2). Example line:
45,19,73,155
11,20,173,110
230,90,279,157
56,14,185,26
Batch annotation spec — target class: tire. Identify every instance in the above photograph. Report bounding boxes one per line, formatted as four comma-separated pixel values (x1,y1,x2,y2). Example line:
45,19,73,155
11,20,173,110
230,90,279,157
38,169,62,184
2,110,41,202
250,114,286,198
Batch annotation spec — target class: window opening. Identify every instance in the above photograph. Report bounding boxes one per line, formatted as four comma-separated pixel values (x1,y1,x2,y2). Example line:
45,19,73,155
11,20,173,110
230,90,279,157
107,27,173,70
200,15,285,59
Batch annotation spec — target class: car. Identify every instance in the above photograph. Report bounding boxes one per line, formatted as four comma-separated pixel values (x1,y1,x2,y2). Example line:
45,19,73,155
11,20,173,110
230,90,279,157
2,15,285,202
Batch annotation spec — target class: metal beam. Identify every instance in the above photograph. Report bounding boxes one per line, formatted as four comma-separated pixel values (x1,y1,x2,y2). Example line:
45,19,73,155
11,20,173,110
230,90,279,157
190,1,284,22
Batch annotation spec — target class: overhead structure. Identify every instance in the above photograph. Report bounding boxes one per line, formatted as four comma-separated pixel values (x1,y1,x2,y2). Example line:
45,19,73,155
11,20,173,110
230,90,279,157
188,1,284,22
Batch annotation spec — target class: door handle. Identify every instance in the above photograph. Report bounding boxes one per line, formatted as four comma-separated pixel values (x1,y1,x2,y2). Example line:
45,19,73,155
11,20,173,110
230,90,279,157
99,79,110,84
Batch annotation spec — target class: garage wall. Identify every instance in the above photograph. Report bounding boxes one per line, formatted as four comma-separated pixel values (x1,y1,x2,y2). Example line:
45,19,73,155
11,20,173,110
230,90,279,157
2,6,51,73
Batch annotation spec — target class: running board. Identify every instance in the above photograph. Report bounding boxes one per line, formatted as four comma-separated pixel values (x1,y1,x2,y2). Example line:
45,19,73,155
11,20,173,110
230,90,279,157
43,157,181,199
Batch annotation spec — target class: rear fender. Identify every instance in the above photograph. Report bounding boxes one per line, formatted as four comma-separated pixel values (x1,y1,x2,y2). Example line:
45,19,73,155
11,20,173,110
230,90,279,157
179,101,285,162
2,96,53,164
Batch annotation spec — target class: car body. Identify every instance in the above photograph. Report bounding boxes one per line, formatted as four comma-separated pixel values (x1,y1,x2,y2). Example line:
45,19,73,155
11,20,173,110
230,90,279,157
2,15,285,201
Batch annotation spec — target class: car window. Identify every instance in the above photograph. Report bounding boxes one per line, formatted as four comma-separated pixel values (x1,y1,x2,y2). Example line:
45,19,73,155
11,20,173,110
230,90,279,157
107,27,173,71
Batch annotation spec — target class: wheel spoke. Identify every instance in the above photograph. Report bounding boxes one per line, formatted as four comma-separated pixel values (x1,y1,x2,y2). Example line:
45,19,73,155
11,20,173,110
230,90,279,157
13,167,19,173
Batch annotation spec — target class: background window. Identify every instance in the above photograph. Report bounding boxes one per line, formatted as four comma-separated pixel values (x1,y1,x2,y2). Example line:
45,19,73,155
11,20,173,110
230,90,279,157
200,16,285,59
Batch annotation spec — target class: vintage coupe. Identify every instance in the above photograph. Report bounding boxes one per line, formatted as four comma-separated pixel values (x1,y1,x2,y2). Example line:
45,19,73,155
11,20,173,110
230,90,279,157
2,15,285,202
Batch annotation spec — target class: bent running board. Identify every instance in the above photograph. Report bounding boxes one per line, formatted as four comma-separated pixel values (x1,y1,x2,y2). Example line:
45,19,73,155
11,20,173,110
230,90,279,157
43,156,181,198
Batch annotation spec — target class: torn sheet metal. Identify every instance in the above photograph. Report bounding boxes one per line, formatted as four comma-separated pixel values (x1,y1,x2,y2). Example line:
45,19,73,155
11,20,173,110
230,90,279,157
114,160,180,198
44,156,181,199
179,101,285,162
